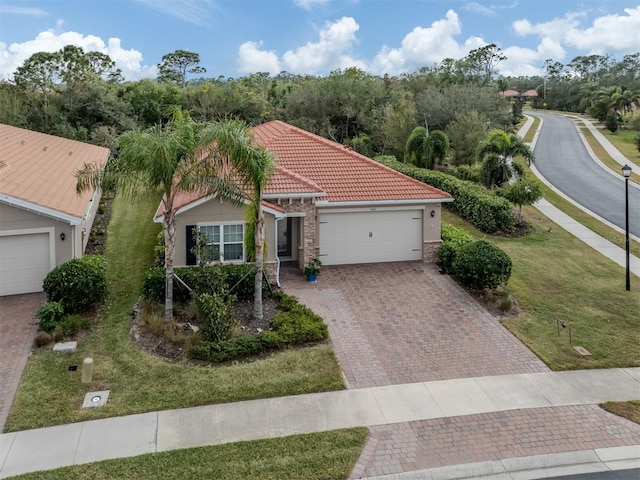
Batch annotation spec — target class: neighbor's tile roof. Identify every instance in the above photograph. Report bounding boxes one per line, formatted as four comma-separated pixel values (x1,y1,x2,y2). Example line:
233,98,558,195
0,124,109,219
253,120,450,203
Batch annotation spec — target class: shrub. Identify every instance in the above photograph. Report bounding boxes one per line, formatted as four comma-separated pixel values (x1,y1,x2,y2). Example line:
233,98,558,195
35,301,65,332
438,225,474,274
449,164,482,183
59,314,90,337
42,255,106,313
142,264,260,305
33,331,52,348
452,240,512,290
194,293,235,343
375,156,515,233
187,292,329,363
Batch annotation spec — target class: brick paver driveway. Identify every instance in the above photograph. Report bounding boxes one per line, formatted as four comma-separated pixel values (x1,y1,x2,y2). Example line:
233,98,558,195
282,262,548,388
0,293,44,431
281,263,640,478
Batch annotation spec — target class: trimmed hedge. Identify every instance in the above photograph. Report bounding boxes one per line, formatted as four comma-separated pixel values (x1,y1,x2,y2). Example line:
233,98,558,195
142,263,260,304
375,156,515,233
451,240,512,290
42,255,107,313
187,291,329,363
438,224,474,274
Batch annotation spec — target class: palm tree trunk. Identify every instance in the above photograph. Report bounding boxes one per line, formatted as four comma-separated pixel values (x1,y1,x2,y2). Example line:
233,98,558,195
253,211,264,322
164,209,175,322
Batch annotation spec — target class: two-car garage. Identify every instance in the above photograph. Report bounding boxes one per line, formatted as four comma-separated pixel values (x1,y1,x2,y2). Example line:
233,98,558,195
317,208,426,265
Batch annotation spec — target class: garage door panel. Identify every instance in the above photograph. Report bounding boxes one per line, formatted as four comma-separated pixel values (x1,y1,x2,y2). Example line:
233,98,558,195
319,210,422,266
0,233,51,295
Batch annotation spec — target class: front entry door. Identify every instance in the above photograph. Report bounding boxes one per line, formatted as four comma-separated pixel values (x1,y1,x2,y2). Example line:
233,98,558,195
277,217,292,257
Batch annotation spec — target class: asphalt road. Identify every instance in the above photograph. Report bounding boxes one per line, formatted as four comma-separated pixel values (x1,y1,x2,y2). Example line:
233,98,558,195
540,467,640,479
532,112,640,238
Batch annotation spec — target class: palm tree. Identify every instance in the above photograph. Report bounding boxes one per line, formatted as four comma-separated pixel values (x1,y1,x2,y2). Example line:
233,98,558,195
212,121,275,321
75,109,254,321
405,126,449,169
478,129,534,188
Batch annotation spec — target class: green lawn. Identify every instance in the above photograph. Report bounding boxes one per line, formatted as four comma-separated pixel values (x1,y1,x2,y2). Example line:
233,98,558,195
579,126,640,183
443,208,640,371
5,193,345,432
9,428,368,480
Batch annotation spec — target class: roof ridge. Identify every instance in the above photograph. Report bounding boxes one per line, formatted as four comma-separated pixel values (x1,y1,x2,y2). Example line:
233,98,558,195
260,121,451,198
274,164,324,192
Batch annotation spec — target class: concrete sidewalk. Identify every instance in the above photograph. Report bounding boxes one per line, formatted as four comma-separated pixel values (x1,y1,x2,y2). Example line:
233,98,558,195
1,368,640,478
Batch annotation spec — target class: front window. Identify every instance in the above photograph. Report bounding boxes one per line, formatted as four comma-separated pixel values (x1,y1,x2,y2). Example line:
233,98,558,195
198,223,244,263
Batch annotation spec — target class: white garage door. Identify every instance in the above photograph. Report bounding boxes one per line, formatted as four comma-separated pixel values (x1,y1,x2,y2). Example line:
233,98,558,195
0,233,51,295
318,210,423,265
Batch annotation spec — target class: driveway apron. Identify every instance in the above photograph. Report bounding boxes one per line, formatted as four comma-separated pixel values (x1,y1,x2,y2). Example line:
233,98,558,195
281,263,640,478
0,293,44,431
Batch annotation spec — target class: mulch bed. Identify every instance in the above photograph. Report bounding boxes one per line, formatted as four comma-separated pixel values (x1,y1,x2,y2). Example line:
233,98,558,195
131,297,280,362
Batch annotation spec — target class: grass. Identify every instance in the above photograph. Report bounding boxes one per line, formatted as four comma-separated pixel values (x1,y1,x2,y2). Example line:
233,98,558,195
601,401,640,425
443,208,640,371
5,193,344,432
8,428,368,480
579,127,640,183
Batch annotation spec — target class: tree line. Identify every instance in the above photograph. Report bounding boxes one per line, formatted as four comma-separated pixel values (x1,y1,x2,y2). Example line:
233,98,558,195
1,45,638,162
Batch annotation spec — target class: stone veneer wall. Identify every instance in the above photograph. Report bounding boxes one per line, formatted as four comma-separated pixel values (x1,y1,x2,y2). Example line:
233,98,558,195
423,240,441,263
264,261,278,284
278,199,318,270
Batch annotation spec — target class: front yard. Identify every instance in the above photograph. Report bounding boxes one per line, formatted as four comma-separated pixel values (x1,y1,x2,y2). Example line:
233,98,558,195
5,193,344,432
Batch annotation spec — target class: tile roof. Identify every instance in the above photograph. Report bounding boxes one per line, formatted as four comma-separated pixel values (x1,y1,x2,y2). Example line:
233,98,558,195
253,120,451,203
158,120,450,218
0,124,109,220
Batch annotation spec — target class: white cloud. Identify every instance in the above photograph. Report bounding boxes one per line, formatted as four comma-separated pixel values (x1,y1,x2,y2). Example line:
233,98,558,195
237,16,366,75
133,0,216,26
237,41,281,75
500,37,566,77
281,16,366,73
293,0,330,10
0,5,48,16
565,6,640,54
370,9,485,75
512,6,640,58
0,31,156,81
463,2,498,17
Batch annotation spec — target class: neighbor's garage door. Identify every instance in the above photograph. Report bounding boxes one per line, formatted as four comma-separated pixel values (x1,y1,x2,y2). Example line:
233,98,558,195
0,233,51,295
318,210,422,265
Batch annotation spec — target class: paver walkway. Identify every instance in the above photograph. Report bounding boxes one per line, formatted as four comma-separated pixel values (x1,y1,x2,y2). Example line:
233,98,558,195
0,293,44,431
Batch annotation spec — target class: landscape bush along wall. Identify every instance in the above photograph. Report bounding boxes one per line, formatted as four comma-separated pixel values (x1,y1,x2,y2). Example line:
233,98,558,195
188,291,329,363
451,240,512,290
438,224,474,274
142,263,260,303
42,255,107,313
376,156,515,233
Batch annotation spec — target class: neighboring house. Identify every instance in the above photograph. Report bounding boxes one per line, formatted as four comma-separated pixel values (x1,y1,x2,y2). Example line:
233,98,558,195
155,120,452,284
522,89,539,99
499,89,520,99
0,124,109,296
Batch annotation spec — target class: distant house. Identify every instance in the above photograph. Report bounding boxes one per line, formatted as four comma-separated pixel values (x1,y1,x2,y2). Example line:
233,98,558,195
155,120,452,284
499,89,520,98
0,125,108,295
522,89,539,98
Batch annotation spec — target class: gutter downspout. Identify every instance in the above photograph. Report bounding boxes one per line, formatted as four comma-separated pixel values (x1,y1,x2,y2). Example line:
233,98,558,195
274,218,281,287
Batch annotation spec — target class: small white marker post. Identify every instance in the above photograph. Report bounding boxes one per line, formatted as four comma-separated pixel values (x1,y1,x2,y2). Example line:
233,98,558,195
81,357,93,384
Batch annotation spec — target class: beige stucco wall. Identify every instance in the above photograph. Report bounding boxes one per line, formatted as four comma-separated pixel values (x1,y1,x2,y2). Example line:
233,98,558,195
0,202,73,265
172,198,277,267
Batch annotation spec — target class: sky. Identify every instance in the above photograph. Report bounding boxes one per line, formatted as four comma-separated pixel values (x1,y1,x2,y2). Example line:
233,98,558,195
0,0,639,82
